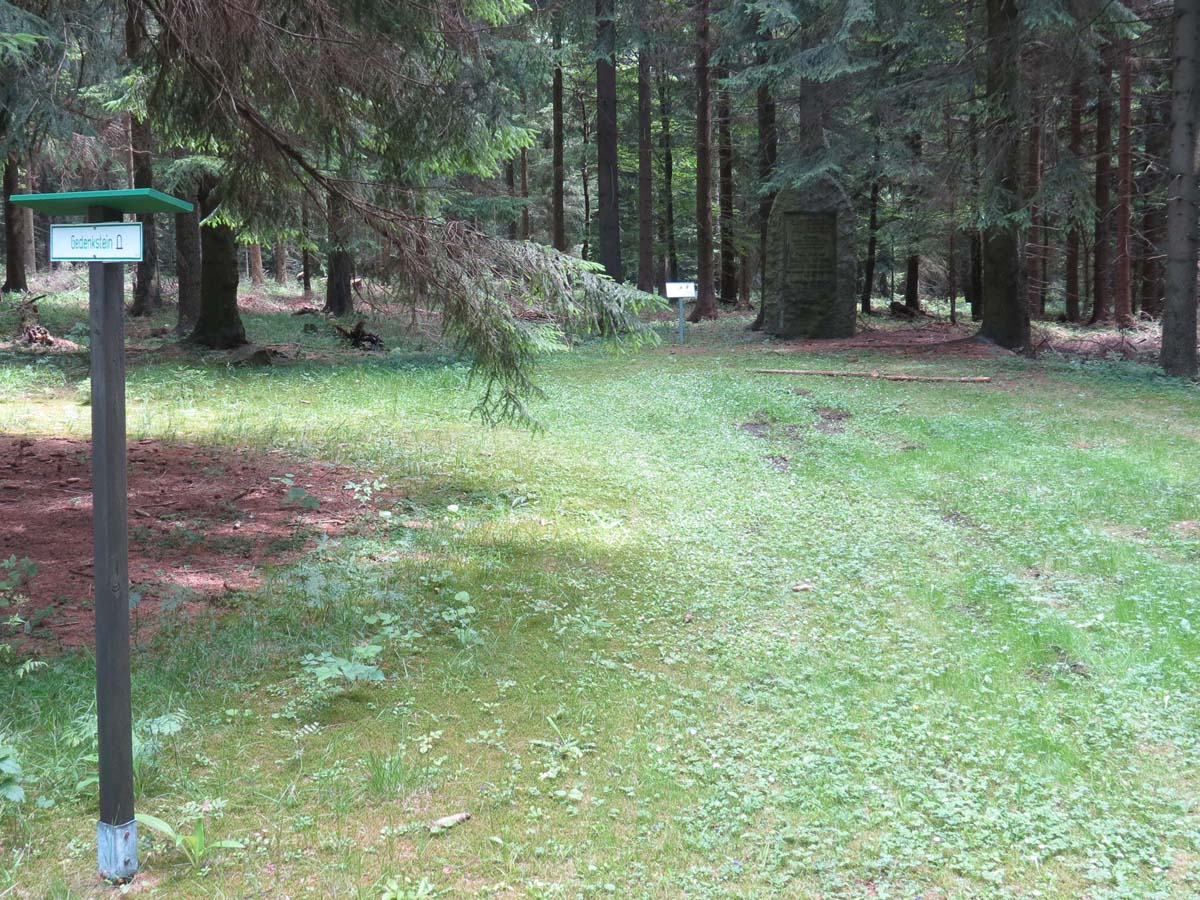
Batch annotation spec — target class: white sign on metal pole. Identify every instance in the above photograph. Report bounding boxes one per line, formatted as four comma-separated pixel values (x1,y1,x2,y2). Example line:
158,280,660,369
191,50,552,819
50,223,143,263
665,281,697,299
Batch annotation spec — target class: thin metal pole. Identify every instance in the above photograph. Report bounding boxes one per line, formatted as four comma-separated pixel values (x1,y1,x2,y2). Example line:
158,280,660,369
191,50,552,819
89,205,137,882
678,297,685,344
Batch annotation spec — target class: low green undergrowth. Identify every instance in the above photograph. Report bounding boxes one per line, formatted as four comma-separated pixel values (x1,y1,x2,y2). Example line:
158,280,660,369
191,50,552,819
0,298,1198,898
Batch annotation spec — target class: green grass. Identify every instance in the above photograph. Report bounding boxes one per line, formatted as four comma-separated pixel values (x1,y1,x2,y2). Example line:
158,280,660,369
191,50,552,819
1,286,1199,898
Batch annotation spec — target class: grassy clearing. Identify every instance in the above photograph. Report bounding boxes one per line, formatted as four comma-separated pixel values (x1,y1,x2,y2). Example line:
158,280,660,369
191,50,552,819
1,289,1199,899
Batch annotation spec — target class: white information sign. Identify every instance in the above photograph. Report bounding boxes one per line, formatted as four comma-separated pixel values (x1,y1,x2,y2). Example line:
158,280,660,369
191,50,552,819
665,281,697,299
50,223,143,263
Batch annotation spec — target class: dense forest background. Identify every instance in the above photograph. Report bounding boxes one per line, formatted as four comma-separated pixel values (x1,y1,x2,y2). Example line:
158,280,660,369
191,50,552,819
2,0,1199,383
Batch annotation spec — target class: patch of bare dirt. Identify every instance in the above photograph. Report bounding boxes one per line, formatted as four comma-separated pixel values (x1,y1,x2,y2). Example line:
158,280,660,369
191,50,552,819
813,407,852,434
765,454,791,472
0,435,393,650
741,420,772,438
766,323,1012,359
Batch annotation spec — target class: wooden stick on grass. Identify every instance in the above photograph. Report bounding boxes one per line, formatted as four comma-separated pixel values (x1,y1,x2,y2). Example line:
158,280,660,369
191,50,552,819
753,369,992,383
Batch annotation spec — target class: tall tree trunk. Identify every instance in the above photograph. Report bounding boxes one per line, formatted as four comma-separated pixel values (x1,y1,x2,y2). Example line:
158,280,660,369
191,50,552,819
970,232,983,320
273,240,287,283
1114,40,1135,325
20,159,34,275
738,250,751,308
980,0,1029,350
505,160,518,240
1092,53,1114,323
595,0,622,281
860,138,881,315
904,133,922,311
324,189,353,317
189,180,246,348
579,91,592,261
1066,76,1083,321
658,72,679,284
904,255,920,308
688,0,717,321
248,243,266,287
1025,91,1044,318
1163,0,1200,377
967,81,983,321
520,112,530,241
946,102,958,325
551,24,567,251
301,202,312,298
2,153,28,293
1140,86,1169,317
716,64,737,305
752,32,777,331
637,50,655,292
174,199,201,333
126,0,162,316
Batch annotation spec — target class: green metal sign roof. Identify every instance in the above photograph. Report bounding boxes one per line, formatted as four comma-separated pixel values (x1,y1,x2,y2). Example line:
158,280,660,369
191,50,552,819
8,188,193,216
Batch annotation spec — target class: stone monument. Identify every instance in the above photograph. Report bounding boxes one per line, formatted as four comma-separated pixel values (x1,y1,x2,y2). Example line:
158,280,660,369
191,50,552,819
762,176,856,339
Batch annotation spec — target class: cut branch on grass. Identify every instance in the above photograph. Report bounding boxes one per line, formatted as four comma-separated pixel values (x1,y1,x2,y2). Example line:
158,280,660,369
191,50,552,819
753,369,992,383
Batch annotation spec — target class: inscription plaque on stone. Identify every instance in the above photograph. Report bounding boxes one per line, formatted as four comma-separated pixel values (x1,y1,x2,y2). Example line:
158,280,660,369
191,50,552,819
762,179,856,339
784,212,837,288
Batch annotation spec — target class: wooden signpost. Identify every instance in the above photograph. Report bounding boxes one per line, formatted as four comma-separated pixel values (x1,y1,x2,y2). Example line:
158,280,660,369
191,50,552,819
9,188,193,884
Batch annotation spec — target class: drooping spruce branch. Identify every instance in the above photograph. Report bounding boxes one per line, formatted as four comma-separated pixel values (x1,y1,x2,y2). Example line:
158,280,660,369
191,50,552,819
138,0,658,423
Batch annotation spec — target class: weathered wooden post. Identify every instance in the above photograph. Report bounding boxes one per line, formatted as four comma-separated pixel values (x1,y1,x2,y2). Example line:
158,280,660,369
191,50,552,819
9,188,193,885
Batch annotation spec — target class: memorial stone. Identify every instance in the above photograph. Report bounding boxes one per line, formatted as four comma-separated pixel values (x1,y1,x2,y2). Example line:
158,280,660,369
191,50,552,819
762,177,856,339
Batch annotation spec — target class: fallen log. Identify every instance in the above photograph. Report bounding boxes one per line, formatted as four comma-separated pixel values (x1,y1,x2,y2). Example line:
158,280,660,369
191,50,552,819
753,368,991,383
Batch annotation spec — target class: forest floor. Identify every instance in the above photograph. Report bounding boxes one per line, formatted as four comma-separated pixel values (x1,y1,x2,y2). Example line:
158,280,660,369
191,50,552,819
1,276,1199,899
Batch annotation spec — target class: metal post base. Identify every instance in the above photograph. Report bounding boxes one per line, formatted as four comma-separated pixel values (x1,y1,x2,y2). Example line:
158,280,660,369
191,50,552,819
97,819,138,883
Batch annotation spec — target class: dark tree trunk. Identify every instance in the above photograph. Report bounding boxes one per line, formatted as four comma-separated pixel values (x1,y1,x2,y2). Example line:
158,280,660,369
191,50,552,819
1163,0,1200,376
948,232,958,324
1066,76,1083,322
1025,93,1044,318
738,250,751,308
658,72,679,285
595,0,622,281
324,189,353,317
979,0,1029,350
188,180,246,348
637,51,655,292
248,243,266,287
688,0,717,321
301,202,312,297
2,153,28,293
860,140,881,315
1140,86,1169,318
520,125,530,241
904,132,921,311
274,240,287,283
505,160,518,240
716,64,737,305
970,232,983,320
1092,53,1114,323
174,200,201,333
752,32,777,331
20,159,34,275
551,24,567,251
1114,40,1134,325
579,91,592,261
967,81,983,321
904,255,920,309
945,102,958,324
126,1,161,316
